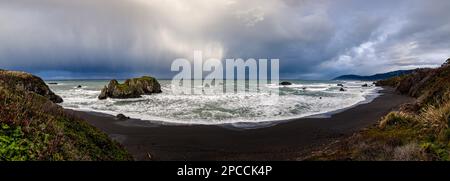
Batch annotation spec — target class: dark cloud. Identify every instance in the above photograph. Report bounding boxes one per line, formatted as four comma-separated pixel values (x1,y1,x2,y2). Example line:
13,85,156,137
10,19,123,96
0,0,449,79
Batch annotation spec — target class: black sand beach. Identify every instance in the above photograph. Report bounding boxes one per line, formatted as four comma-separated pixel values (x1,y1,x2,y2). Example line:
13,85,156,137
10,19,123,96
66,87,414,161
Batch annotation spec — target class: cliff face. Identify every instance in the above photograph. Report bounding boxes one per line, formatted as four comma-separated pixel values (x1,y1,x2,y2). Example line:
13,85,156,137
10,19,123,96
377,62,450,107
0,70,63,103
0,70,132,160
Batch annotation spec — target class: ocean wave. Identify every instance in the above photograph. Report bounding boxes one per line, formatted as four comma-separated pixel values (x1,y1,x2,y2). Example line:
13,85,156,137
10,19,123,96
53,80,381,126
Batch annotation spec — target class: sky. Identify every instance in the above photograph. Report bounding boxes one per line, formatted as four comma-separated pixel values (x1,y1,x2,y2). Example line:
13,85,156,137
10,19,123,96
0,0,449,80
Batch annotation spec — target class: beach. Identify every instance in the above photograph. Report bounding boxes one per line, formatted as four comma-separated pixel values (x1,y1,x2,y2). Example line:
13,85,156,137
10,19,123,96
64,87,414,160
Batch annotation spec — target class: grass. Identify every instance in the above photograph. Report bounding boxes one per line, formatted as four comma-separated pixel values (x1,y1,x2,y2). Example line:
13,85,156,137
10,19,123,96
0,123,33,161
111,76,159,92
379,111,417,129
307,96,450,161
115,82,132,92
0,80,132,161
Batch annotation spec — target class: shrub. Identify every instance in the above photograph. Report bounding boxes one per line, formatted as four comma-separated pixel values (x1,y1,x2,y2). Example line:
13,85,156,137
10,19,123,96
379,111,416,129
420,142,449,160
419,101,450,140
393,143,425,161
0,123,33,161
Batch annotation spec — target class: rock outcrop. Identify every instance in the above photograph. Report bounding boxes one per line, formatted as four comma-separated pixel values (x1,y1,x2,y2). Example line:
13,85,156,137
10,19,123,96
395,68,434,96
98,76,162,100
0,70,63,103
116,114,130,120
0,70,131,160
280,81,292,86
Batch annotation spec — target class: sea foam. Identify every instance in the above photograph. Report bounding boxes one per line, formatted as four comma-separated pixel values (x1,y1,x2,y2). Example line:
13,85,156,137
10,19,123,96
49,80,381,126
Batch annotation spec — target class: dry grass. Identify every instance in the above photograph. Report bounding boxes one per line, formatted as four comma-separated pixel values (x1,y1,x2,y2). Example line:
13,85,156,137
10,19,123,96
418,101,450,140
379,111,417,129
393,143,425,161
0,70,34,79
306,100,450,161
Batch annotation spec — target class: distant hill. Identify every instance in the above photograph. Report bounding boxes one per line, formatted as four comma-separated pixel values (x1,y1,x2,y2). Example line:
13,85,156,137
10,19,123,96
333,70,415,81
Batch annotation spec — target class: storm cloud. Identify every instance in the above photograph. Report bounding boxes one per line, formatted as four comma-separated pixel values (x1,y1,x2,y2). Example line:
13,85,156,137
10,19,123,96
0,0,449,79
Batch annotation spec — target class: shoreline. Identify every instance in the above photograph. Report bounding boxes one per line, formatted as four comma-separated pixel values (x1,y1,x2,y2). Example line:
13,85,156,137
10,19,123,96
65,87,414,160
58,85,382,129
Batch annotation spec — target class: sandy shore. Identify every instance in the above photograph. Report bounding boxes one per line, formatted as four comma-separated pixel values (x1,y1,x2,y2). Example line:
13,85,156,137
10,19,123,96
65,87,414,160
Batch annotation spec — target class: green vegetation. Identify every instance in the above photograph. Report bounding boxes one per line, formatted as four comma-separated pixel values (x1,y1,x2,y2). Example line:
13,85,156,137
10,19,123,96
125,76,158,84
114,80,132,92
0,123,32,161
0,73,132,161
115,76,158,91
308,58,450,161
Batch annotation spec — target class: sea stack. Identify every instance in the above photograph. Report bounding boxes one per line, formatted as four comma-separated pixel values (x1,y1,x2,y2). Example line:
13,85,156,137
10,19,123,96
98,76,162,100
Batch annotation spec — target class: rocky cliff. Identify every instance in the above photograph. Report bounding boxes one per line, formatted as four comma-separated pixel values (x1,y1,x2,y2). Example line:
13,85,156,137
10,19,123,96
376,59,450,108
0,70,63,103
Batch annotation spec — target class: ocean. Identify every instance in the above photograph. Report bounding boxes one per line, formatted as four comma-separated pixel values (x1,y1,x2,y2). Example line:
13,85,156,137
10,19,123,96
47,80,381,125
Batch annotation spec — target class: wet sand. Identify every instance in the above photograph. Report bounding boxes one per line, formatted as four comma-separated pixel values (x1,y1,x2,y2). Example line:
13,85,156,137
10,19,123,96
65,87,414,160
